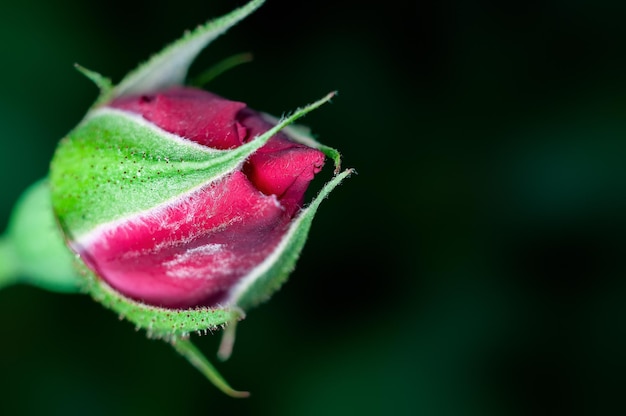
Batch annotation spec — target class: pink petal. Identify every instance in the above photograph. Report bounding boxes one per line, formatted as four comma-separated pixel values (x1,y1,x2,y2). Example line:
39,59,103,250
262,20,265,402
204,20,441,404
110,88,247,149
76,172,289,308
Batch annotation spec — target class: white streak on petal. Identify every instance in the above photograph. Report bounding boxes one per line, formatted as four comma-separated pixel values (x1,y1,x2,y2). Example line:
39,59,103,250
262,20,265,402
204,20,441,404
163,243,232,279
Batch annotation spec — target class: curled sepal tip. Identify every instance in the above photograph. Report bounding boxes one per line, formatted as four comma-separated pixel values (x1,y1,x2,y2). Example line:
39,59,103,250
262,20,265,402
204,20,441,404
112,0,266,99
171,338,250,398
74,64,113,102
190,52,254,87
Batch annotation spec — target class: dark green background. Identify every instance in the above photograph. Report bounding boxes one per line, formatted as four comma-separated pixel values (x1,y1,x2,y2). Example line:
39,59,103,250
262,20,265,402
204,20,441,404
1,0,626,415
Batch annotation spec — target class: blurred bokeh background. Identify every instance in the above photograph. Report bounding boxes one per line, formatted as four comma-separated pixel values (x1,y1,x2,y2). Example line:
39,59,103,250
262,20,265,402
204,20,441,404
2,0,626,414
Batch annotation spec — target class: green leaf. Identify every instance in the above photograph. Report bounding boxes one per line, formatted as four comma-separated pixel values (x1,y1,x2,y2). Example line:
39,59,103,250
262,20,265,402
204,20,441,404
111,0,265,99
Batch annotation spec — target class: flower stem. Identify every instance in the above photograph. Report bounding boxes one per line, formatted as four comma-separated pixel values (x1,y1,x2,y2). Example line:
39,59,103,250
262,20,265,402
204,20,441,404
170,338,250,398
0,235,19,290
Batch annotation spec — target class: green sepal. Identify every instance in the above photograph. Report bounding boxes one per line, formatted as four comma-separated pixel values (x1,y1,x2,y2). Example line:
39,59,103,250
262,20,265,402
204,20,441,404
171,338,249,398
74,253,248,397
75,246,248,397
189,52,254,87
111,0,265,100
0,179,81,292
229,168,355,310
72,0,264,105
74,64,113,106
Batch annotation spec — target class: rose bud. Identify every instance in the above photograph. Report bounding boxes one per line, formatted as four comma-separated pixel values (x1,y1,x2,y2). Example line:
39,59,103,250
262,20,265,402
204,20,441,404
46,0,352,397
60,86,328,309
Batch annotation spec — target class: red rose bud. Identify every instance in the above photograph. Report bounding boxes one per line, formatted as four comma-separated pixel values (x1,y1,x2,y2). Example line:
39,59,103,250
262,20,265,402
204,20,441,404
64,87,326,309
51,86,349,317
46,0,352,396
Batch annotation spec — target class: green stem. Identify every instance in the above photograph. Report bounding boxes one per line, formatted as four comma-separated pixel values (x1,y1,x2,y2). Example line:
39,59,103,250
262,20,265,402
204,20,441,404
0,235,19,290
170,338,250,398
